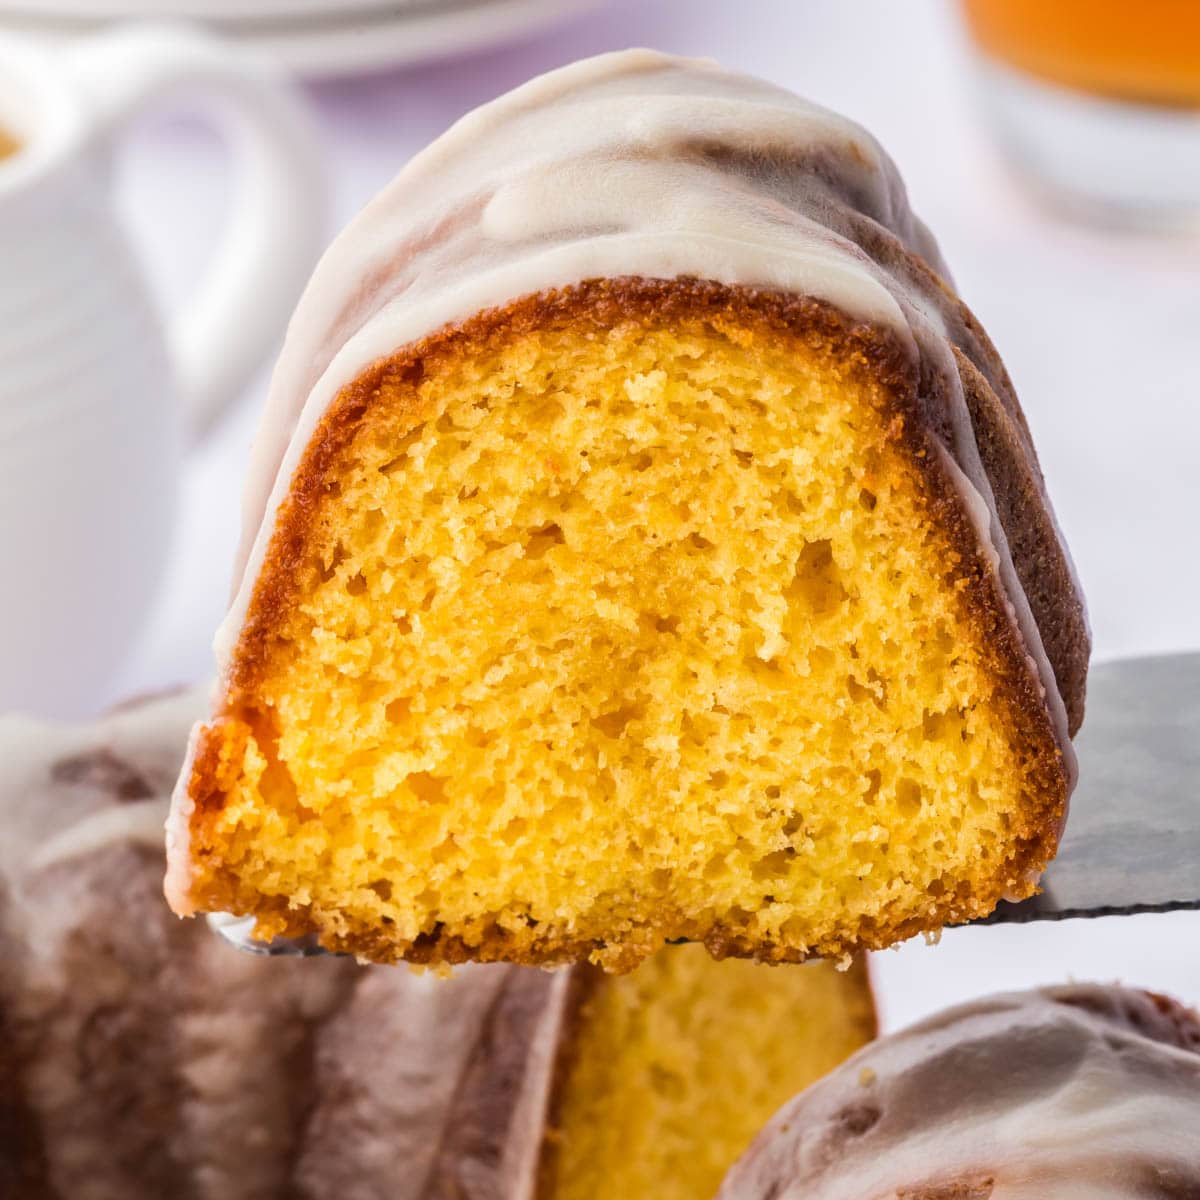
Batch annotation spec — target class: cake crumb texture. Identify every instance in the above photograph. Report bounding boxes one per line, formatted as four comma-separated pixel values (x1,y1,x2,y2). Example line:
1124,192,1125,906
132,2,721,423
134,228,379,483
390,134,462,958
184,288,1066,969
546,947,875,1200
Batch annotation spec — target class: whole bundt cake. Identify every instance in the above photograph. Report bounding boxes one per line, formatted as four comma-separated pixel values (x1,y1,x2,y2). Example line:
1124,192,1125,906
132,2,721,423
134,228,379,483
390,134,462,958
718,983,1200,1198
167,49,1088,970
0,691,875,1200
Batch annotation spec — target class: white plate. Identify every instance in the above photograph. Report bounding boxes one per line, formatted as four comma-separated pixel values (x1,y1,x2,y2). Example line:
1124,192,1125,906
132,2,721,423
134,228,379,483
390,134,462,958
0,0,601,77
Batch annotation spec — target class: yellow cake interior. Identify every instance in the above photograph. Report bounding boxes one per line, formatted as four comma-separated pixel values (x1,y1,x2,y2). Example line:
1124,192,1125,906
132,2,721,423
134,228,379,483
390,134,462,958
195,305,1054,966
546,945,875,1200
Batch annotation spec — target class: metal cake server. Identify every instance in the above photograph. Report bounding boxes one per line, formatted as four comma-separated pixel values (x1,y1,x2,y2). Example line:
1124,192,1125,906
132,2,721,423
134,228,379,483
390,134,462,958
984,650,1200,924
211,652,1200,956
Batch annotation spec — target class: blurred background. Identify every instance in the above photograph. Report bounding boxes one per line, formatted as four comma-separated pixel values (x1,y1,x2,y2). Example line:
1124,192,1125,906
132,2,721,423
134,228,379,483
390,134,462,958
2,0,1198,1031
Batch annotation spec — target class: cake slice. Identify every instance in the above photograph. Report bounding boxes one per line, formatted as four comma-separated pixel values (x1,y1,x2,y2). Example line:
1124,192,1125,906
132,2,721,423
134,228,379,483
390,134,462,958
0,691,874,1199
718,984,1200,1197
167,50,1088,970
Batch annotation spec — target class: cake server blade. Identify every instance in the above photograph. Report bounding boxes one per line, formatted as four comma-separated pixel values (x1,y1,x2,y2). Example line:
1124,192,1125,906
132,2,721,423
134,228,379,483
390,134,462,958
209,651,1200,957
207,910,335,956
984,651,1200,925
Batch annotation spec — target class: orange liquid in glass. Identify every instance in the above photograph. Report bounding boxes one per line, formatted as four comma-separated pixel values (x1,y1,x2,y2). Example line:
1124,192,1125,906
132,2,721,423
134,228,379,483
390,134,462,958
963,0,1200,108
0,126,19,161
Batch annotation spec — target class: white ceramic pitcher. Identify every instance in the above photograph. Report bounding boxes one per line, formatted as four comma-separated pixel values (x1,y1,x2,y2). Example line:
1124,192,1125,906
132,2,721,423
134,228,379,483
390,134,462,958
0,25,324,716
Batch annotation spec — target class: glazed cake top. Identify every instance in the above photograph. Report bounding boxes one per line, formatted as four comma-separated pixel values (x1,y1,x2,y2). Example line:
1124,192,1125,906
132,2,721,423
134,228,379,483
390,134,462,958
718,984,1200,1200
218,48,1075,769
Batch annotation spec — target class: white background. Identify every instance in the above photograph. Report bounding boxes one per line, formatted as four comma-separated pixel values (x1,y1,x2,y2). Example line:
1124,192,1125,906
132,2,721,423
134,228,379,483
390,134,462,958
106,0,1200,1030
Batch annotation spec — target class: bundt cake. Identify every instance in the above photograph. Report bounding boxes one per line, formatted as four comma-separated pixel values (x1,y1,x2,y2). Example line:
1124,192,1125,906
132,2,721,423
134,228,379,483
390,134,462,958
167,49,1088,970
718,983,1200,1198
0,690,876,1199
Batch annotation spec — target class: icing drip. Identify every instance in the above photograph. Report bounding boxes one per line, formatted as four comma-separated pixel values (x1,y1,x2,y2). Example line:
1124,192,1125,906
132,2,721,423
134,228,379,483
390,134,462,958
31,799,167,871
213,50,1075,792
1,687,203,885
718,986,1200,1199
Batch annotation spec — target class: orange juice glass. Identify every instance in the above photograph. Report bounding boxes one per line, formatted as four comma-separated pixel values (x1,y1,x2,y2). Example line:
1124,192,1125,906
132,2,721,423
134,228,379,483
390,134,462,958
964,0,1200,108
961,0,1200,223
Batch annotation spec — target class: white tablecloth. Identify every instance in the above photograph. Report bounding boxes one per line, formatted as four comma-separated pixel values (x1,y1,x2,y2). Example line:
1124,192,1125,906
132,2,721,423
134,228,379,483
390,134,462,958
107,0,1200,1030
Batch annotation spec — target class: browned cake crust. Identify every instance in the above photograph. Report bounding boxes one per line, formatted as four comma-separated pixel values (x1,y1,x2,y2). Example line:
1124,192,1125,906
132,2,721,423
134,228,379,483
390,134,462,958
838,225,1087,736
182,277,1082,967
220,279,1087,732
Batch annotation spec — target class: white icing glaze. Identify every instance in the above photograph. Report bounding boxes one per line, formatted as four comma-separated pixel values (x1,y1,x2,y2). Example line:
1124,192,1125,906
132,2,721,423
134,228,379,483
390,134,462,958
503,967,575,1200
718,985,1200,1199
171,49,1078,905
312,961,575,1200
32,798,168,871
166,718,205,910
0,687,203,885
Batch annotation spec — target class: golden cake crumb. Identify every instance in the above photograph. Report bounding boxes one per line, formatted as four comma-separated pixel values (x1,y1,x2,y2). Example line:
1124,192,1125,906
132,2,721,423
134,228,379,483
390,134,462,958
179,288,1067,970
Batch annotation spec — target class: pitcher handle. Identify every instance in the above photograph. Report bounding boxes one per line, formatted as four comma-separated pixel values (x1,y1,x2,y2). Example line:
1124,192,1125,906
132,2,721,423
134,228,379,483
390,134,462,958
64,25,326,440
